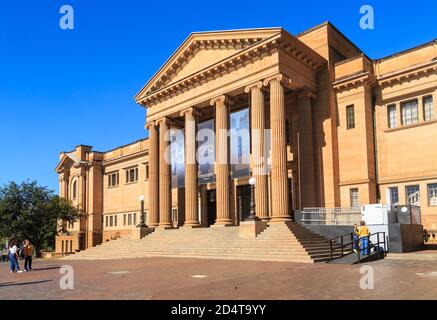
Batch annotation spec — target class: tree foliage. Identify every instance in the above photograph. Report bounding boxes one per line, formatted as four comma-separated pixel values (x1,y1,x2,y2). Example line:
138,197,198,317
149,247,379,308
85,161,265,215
0,180,79,257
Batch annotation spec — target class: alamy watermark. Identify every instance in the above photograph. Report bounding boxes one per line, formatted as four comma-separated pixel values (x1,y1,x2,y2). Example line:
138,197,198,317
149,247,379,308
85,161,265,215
59,265,74,290
59,5,74,30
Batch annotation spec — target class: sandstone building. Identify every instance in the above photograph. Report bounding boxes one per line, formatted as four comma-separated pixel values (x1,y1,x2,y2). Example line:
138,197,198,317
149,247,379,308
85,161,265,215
55,22,437,254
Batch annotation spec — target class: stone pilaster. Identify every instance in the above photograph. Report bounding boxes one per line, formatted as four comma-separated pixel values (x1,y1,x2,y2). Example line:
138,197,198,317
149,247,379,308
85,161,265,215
158,118,173,228
297,90,316,207
146,122,159,227
264,75,290,222
211,95,232,226
181,108,201,227
245,82,269,220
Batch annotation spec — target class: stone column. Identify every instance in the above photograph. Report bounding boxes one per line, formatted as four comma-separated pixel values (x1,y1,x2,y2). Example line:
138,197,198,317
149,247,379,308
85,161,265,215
297,90,316,207
158,118,173,228
211,96,233,226
245,82,269,220
264,75,290,222
181,108,201,227
146,122,159,228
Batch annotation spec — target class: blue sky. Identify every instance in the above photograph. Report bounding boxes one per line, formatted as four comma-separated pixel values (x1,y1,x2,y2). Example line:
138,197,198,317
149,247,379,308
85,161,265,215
1,0,436,192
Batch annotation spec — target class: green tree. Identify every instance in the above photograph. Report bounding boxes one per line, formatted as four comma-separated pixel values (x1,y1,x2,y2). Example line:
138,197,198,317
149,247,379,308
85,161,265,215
0,180,79,257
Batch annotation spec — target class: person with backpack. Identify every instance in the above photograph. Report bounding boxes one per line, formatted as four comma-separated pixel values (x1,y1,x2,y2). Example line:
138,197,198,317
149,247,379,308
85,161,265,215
8,240,23,274
358,221,370,256
353,224,360,253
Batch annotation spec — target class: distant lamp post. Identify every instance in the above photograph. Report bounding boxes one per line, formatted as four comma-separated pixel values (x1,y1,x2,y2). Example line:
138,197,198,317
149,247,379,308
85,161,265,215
246,177,259,221
138,195,146,227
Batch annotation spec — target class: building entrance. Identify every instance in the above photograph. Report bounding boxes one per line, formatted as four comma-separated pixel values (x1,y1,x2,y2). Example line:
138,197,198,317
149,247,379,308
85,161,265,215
207,190,217,226
237,185,251,223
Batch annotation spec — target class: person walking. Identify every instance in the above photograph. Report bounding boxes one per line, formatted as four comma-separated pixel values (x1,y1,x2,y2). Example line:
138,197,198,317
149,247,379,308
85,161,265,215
353,224,360,253
8,240,23,274
358,221,370,256
23,239,33,272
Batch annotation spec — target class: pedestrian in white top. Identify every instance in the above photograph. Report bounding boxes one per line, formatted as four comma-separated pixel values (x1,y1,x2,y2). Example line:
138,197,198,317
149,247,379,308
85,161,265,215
8,240,22,273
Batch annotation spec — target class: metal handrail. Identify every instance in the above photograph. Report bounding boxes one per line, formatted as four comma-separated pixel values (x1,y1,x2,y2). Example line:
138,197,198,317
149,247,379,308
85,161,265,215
328,232,387,263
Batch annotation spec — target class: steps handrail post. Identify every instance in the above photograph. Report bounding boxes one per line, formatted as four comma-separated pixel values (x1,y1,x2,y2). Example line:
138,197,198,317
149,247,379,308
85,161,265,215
330,240,333,261
341,236,344,257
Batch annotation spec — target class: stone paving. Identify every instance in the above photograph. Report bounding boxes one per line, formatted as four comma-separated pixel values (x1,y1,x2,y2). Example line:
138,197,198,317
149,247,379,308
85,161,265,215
1,256,437,300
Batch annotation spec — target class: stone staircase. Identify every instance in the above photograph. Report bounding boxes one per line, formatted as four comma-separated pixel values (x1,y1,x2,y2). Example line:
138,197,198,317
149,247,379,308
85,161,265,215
63,222,343,263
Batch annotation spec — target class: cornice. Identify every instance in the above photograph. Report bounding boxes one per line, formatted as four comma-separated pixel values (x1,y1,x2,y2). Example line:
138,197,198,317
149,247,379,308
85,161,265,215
377,60,437,89
102,150,149,167
333,72,377,93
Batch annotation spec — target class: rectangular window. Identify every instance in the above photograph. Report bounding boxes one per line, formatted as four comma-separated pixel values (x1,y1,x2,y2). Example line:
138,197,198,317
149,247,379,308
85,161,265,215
346,105,355,130
145,164,149,180
61,240,64,253
110,216,113,227
105,216,108,227
424,96,434,121
389,187,399,205
428,184,437,206
70,240,73,253
401,99,419,126
128,214,132,226
126,167,139,184
123,214,126,226
406,185,420,205
350,188,360,208
133,213,137,225
387,104,397,128
108,172,119,187
114,215,118,227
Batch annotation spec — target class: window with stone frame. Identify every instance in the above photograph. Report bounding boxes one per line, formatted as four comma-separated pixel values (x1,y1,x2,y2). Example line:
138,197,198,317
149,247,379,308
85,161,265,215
350,188,360,208
428,184,437,206
406,185,420,205
387,104,397,128
125,167,139,184
423,96,434,121
108,172,119,187
346,105,355,130
389,187,399,205
401,99,419,126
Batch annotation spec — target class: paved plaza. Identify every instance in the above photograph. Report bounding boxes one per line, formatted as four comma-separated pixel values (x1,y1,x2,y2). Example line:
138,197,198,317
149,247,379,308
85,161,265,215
1,254,437,300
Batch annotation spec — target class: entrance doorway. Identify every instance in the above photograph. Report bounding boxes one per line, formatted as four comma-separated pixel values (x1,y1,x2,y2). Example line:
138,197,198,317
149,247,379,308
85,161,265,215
206,190,217,226
237,185,251,223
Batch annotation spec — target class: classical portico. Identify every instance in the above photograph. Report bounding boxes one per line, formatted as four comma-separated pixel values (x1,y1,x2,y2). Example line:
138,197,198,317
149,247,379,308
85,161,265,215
134,28,325,228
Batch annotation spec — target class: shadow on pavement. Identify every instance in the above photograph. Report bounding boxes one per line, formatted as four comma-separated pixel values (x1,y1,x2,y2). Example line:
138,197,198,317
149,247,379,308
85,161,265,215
0,280,52,287
32,266,61,271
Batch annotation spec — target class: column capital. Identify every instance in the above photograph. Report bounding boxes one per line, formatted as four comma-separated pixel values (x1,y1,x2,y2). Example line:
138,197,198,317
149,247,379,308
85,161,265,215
180,107,201,118
244,81,263,93
296,88,317,99
263,74,292,87
156,117,173,127
210,95,233,106
145,121,157,130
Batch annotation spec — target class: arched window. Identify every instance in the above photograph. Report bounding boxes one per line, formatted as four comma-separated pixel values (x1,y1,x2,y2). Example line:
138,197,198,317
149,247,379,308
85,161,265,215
72,180,77,200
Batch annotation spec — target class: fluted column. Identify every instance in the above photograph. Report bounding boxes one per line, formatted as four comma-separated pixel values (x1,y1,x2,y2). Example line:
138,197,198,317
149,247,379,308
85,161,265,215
264,75,290,222
211,95,233,226
297,90,316,208
146,122,159,227
158,118,173,228
181,108,201,227
245,82,269,220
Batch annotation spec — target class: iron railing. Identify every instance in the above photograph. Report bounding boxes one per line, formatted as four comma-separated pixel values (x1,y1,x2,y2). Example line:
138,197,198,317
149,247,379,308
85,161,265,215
301,207,362,226
328,232,387,263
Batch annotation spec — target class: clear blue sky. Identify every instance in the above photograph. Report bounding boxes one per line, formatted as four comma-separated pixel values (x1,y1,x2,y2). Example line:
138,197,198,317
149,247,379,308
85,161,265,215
1,0,436,192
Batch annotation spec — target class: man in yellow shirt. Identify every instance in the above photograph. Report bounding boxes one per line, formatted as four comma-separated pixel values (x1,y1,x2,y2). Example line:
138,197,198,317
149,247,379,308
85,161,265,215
358,221,370,255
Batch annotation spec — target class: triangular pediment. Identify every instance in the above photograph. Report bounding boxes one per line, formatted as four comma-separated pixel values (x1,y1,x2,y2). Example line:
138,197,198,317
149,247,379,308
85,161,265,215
135,28,282,102
55,152,80,173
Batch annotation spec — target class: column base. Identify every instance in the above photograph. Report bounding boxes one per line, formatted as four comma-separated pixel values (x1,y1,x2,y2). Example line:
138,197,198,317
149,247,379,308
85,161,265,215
269,216,292,223
211,221,234,228
158,223,174,229
183,222,202,228
259,216,271,222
